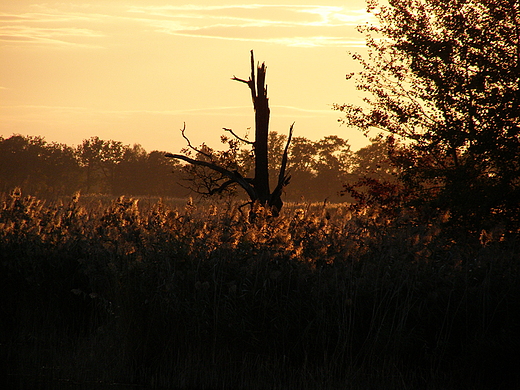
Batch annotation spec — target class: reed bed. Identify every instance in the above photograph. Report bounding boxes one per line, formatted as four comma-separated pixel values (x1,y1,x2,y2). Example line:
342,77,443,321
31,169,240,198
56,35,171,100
1,189,519,389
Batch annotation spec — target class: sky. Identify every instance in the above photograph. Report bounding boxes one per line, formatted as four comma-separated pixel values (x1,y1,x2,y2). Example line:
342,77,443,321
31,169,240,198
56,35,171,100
1,1,375,154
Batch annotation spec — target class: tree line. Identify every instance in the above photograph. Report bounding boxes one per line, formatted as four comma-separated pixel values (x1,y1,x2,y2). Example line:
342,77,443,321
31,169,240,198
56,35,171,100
0,135,186,198
0,133,394,202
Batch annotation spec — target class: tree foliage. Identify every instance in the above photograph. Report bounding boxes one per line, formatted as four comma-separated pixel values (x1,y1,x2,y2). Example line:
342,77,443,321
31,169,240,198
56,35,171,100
336,0,520,227
77,137,126,193
0,134,186,198
0,135,81,196
264,132,353,202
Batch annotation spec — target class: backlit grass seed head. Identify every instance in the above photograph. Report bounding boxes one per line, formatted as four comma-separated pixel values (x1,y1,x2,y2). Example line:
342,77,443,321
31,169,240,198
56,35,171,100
293,208,305,220
10,187,22,200
72,191,81,203
167,210,179,221
208,204,217,216
243,227,261,244
440,210,451,223
185,197,195,213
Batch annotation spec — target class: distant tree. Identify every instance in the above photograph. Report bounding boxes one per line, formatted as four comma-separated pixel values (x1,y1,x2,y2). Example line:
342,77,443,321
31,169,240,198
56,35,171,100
336,0,520,227
112,144,148,195
290,135,352,202
0,135,81,196
339,137,402,205
77,137,125,193
146,150,189,197
260,132,352,202
311,135,352,196
166,51,293,217
0,135,44,193
39,141,82,195
348,136,399,181
113,144,187,197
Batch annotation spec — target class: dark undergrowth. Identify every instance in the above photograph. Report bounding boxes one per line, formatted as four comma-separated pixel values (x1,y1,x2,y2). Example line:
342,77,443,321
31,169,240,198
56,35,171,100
1,189,519,389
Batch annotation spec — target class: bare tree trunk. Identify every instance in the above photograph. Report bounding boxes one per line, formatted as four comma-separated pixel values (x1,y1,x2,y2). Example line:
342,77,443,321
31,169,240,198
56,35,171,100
237,51,271,203
167,50,292,218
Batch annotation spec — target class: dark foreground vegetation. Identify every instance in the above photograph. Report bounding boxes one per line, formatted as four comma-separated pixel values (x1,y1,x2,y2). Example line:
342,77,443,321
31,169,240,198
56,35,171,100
1,189,519,389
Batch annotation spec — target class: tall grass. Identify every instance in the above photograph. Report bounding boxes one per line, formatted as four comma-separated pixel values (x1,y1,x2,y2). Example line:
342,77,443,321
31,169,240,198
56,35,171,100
1,189,519,389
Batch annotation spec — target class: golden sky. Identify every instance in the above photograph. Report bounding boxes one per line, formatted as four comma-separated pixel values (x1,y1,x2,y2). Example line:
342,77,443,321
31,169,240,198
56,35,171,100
1,1,374,153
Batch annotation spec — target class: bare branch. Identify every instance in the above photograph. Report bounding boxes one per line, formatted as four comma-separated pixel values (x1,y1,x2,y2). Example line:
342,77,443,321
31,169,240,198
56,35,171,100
278,122,294,183
238,201,253,218
271,122,294,199
165,153,257,201
166,51,292,217
223,128,254,145
231,76,250,84
250,50,257,101
180,123,213,159
208,179,236,195
233,50,258,106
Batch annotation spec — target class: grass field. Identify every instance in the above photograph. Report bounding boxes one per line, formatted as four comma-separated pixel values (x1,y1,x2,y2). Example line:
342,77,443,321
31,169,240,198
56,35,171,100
1,189,519,389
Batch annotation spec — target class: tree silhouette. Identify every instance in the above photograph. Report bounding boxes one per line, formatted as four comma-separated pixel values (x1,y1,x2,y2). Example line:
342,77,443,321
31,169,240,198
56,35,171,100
336,0,520,227
113,145,187,197
77,137,125,193
0,135,81,196
166,50,293,216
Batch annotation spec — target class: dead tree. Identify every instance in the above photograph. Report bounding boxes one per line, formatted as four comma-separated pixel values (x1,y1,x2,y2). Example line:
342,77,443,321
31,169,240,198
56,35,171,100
166,50,293,217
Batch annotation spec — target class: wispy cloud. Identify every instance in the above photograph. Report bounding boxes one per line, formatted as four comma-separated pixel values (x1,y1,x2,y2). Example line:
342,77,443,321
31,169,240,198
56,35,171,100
0,25,104,47
0,6,107,48
166,30,366,47
126,4,369,26
0,3,372,49
127,4,372,48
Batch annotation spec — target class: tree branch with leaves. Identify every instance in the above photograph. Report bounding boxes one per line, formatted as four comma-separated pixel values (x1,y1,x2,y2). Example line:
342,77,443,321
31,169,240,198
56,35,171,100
336,0,520,227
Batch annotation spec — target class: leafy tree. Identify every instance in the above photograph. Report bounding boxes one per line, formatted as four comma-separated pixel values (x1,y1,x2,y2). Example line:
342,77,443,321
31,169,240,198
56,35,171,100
348,136,398,181
0,135,81,196
77,137,125,193
312,136,352,187
0,135,44,193
261,132,352,202
290,135,352,202
112,144,148,195
113,144,188,197
146,150,189,197
39,141,81,195
336,0,520,227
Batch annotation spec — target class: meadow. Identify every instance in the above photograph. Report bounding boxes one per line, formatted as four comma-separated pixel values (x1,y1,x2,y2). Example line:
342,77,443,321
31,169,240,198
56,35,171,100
1,189,519,389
